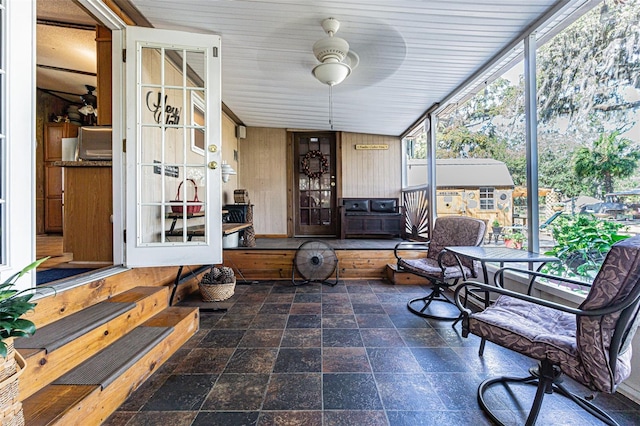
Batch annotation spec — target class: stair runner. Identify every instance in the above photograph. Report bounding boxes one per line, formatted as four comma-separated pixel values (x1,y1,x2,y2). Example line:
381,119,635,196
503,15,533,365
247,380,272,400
15,301,136,353
53,326,172,389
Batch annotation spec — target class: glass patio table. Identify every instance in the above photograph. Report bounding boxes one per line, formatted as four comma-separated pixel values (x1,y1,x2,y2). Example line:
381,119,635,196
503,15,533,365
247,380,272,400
443,246,560,286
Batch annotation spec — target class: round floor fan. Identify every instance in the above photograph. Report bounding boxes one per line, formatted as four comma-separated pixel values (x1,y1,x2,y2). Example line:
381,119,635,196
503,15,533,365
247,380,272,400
292,240,339,286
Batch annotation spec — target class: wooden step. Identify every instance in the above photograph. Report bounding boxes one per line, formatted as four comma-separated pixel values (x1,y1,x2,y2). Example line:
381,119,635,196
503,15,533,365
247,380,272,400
385,263,430,285
18,286,169,400
22,306,199,426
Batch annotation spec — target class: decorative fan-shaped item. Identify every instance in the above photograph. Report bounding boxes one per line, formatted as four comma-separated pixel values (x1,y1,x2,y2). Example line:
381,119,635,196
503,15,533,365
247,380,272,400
292,240,339,286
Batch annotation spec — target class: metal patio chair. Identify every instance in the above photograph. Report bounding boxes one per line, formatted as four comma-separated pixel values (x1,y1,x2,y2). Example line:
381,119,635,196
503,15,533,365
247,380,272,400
395,216,486,324
454,235,640,426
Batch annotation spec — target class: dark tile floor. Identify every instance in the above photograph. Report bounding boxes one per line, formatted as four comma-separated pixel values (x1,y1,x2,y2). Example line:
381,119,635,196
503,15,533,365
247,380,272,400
104,280,640,426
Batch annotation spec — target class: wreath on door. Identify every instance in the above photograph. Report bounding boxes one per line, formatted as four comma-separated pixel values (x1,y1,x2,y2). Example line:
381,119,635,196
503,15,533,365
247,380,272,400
301,150,329,179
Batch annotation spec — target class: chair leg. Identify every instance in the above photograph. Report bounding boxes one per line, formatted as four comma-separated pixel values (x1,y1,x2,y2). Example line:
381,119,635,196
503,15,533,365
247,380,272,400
407,285,463,322
554,383,619,426
478,338,486,356
477,360,620,426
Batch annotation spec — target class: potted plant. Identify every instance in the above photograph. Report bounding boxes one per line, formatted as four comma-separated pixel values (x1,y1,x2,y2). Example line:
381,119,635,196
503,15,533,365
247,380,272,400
503,230,525,249
0,257,47,425
491,218,502,234
0,258,47,357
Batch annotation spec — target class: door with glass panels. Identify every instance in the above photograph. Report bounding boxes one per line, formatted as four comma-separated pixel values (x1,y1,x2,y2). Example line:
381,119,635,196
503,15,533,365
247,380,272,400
294,132,337,236
125,26,222,267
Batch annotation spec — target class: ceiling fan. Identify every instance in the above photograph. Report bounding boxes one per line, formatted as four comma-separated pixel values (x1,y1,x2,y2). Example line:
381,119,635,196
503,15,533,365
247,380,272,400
311,18,359,87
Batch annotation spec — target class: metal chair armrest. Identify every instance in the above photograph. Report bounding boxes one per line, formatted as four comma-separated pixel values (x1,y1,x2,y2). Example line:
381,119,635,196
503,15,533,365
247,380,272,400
453,279,640,319
394,240,430,260
494,267,593,294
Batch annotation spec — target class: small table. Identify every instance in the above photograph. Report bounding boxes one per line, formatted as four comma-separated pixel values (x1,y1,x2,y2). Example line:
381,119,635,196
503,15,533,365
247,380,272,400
444,246,560,354
443,246,559,286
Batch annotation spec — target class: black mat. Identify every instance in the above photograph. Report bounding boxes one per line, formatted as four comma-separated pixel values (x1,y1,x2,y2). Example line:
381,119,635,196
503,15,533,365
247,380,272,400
15,301,136,353
37,268,95,285
53,326,172,389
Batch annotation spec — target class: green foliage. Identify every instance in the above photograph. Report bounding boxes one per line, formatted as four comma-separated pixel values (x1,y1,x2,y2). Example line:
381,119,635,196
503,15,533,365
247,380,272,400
503,229,525,243
537,0,640,129
436,1,640,199
436,124,510,160
0,258,48,358
542,215,628,279
573,131,640,198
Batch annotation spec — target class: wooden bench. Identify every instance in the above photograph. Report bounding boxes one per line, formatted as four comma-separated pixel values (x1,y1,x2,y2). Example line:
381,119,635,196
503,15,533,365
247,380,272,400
340,197,404,239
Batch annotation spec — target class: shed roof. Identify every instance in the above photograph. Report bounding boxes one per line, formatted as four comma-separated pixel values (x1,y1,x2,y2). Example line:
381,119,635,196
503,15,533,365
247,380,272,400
436,158,514,188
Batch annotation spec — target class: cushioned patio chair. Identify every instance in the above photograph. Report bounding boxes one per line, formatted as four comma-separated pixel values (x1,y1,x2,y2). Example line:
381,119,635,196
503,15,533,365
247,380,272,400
453,235,640,426
395,216,486,323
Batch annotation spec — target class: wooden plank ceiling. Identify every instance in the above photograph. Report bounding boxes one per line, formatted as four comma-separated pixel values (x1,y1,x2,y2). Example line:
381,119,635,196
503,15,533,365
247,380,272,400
45,0,590,136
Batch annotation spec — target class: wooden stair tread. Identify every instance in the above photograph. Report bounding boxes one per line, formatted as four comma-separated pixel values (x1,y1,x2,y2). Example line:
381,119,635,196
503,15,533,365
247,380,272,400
23,306,199,426
15,301,136,353
22,385,97,426
18,286,169,401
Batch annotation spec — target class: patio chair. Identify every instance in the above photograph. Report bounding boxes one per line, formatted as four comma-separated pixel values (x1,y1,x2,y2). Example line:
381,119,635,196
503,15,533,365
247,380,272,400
453,235,640,426
394,216,486,323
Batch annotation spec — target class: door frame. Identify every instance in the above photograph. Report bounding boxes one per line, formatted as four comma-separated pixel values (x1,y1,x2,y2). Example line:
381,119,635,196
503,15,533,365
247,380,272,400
286,130,342,237
78,0,127,265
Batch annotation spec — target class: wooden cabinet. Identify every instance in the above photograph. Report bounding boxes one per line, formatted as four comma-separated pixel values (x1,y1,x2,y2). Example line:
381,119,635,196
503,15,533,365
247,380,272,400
62,164,113,262
44,123,78,233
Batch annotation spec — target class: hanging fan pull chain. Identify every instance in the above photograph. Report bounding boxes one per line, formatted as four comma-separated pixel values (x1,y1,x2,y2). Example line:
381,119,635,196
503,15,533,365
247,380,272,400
329,85,334,130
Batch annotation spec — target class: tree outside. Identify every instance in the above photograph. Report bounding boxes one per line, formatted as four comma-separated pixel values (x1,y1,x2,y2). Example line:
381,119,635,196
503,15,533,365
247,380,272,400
574,131,640,198
436,0,640,199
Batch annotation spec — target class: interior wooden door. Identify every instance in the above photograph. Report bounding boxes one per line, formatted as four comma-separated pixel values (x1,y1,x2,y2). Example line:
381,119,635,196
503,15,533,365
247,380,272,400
294,132,337,236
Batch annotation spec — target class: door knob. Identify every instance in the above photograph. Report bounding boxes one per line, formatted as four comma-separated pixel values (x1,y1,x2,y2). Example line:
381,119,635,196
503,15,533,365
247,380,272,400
208,161,218,170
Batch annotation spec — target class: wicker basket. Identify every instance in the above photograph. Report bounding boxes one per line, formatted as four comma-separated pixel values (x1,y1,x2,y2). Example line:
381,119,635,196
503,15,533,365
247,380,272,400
0,349,25,426
171,179,202,214
199,277,236,302
0,338,17,382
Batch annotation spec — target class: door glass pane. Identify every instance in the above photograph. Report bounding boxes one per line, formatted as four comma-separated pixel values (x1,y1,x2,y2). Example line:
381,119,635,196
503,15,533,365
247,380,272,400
186,51,205,88
138,45,208,247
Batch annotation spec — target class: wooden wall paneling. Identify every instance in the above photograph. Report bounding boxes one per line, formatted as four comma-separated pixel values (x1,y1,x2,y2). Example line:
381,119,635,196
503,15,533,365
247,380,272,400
239,127,288,236
340,132,402,199
221,113,239,205
286,132,294,237
223,248,423,280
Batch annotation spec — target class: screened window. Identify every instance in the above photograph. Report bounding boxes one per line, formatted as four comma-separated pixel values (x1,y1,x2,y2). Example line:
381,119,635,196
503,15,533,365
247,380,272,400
479,187,495,210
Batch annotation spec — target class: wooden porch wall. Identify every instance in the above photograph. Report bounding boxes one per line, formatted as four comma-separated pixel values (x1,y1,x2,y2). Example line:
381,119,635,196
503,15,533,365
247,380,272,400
340,132,402,200
238,128,401,237
223,248,407,281
238,127,288,235
222,112,239,205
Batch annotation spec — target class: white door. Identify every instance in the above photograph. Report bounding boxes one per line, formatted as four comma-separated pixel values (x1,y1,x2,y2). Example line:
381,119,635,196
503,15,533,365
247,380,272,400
125,26,222,267
0,0,36,289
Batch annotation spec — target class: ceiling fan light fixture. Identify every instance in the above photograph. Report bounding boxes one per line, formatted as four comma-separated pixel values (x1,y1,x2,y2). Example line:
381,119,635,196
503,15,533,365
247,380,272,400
312,18,353,87
312,61,351,86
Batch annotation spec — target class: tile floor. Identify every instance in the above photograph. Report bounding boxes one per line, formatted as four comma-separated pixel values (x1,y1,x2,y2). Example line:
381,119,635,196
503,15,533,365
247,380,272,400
104,280,640,426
